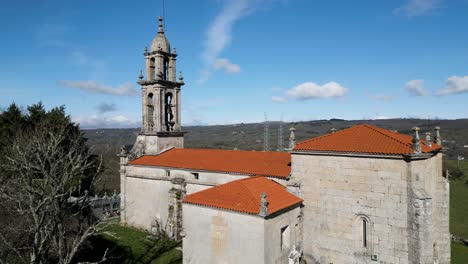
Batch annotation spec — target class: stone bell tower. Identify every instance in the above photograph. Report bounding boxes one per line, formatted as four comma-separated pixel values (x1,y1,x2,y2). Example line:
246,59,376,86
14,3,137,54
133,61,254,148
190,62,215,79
130,16,185,157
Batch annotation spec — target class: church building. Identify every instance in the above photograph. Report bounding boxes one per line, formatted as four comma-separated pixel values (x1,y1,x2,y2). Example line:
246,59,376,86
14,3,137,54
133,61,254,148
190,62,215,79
119,17,450,264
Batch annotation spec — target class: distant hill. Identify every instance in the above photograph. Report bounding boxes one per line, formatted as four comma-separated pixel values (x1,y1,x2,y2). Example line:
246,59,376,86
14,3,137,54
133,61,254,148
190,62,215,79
83,118,468,192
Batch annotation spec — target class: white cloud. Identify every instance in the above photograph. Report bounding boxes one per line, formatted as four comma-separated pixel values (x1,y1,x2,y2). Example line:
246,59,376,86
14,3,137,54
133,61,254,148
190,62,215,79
394,0,441,16
72,114,139,129
59,81,138,96
373,116,394,120
111,115,129,123
202,0,250,64
286,82,348,100
214,58,241,74
199,0,278,82
271,96,288,103
436,76,468,95
405,79,426,96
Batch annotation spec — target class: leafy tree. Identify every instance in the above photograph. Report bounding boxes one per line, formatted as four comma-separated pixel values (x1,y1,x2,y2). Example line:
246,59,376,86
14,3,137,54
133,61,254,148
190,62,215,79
443,159,465,179
0,102,104,264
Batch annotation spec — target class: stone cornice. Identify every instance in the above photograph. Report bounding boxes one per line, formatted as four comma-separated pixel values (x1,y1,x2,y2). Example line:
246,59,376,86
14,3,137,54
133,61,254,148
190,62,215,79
137,79,184,88
138,131,186,137
290,150,438,160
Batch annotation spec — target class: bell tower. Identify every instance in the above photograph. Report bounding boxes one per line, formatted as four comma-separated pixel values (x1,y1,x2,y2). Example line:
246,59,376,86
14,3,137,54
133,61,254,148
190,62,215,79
130,16,186,157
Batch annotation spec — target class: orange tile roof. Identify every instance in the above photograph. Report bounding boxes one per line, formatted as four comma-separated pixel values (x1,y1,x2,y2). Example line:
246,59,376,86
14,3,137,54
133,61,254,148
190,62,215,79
294,124,442,156
129,148,291,178
183,176,302,215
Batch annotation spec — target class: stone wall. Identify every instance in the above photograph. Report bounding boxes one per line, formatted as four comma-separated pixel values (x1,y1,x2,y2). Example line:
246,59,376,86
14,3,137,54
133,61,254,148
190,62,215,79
407,154,450,263
291,153,449,264
122,164,287,231
182,204,265,264
182,203,301,264
264,206,303,264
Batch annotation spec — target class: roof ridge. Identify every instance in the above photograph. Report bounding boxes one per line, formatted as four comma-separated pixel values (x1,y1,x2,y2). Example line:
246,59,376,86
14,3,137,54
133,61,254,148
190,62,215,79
362,124,412,148
174,147,282,155
241,177,262,206
295,124,359,146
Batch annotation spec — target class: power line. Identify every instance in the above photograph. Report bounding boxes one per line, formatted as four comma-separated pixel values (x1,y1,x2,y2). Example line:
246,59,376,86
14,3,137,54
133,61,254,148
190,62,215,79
278,113,284,151
264,112,269,151
162,0,166,30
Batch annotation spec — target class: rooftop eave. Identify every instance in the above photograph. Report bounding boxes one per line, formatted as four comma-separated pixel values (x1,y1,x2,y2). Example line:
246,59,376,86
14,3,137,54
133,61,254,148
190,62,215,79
125,163,289,179
290,149,440,160
182,200,302,219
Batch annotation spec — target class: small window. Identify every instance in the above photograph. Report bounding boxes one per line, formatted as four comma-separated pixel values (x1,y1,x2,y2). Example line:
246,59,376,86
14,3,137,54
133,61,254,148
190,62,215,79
192,172,199,180
280,225,290,250
362,219,368,248
165,170,170,177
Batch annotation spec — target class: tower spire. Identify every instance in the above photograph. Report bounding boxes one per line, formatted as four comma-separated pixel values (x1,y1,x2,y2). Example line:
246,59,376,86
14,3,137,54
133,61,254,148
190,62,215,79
158,16,164,34
130,15,185,157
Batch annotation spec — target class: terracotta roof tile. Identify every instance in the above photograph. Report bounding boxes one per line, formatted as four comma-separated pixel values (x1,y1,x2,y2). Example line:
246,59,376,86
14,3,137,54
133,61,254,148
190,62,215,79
183,177,302,215
129,148,291,178
294,124,442,155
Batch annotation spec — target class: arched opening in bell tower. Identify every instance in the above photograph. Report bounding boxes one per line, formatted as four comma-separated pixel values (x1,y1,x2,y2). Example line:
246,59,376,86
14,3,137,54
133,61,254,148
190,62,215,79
163,58,169,80
164,92,174,131
149,58,155,80
147,93,154,131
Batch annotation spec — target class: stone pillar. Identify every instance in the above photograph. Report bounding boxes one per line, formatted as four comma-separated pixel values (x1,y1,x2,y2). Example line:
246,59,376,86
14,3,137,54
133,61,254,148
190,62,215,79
155,53,164,79
159,88,164,132
169,55,176,82
141,88,147,132
289,128,296,150
153,87,162,132
407,162,434,264
434,127,442,145
412,127,422,154
146,57,154,81
175,88,181,131
259,193,268,217
408,194,433,264
168,178,186,240
118,147,128,224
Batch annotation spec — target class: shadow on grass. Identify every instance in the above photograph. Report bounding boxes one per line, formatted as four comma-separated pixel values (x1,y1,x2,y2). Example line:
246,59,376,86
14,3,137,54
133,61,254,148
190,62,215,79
74,234,182,264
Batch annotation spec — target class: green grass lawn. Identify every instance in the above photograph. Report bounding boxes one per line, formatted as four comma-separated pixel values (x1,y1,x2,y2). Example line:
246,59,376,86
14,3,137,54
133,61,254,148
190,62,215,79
75,221,182,264
449,159,468,264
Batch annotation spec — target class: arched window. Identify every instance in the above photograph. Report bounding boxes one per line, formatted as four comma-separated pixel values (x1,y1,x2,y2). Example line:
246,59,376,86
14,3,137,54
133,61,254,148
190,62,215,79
165,92,174,131
147,93,154,130
150,58,156,79
362,218,368,248
163,58,169,80
354,214,371,254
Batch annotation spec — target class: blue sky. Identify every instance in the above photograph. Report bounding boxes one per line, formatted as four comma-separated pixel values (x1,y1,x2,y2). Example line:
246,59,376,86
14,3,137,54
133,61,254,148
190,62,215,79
1,0,468,128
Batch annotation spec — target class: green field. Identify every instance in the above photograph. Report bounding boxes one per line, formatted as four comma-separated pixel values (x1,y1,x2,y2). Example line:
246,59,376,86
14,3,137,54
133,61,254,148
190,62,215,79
449,159,468,264
75,221,182,264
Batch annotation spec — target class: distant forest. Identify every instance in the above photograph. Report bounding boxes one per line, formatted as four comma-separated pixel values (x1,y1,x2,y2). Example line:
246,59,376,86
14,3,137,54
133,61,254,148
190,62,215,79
84,118,468,193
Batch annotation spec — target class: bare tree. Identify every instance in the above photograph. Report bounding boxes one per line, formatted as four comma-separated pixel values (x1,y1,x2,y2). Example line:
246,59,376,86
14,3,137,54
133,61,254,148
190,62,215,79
0,122,104,264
